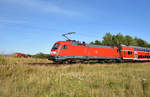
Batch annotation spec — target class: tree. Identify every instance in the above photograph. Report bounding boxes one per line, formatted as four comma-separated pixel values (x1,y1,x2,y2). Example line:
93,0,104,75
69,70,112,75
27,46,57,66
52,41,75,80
90,32,150,48
102,32,113,46
134,37,149,47
124,35,137,46
94,40,102,45
32,53,49,59
114,33,125,45
90,40,102,45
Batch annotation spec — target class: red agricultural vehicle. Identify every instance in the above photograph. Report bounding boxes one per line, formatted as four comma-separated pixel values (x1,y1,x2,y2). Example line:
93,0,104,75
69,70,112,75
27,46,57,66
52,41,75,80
15,53,28,58
48,32,150,63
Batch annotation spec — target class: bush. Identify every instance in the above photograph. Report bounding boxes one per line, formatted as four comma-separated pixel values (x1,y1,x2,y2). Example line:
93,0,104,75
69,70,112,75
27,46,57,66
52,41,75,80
32,53,49,59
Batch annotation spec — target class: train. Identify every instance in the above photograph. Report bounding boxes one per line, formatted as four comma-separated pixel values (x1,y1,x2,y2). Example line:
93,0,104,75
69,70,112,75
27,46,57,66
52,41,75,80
48,40,150,63
48,33,150,63
15,52,28,58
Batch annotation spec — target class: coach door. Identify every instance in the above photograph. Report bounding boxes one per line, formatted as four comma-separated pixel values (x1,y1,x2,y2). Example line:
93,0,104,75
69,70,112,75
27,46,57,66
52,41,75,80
134,51,137,59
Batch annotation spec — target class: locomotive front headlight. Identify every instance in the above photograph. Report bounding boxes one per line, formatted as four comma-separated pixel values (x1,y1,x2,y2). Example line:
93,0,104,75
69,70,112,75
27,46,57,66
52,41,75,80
53,51,58,54
51,51,58,55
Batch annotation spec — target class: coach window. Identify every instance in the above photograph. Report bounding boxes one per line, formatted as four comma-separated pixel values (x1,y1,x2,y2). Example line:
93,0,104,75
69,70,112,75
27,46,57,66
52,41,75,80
128,51,132,55
139,55,142,58
61,45,67,49
134,48,137,51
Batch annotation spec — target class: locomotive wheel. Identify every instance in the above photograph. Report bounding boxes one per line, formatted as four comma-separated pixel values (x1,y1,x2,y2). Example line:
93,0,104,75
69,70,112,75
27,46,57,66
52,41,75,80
82,60,89,64
62,60,72,64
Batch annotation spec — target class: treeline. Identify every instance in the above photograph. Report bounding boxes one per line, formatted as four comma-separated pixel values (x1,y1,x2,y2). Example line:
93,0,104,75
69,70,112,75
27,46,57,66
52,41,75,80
31,53,49,59
90,32,150,48
25,53,49,59
0,53,50,59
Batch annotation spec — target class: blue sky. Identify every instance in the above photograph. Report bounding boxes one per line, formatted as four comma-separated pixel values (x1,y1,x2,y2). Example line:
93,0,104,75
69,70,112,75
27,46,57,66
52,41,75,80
0,0,150,54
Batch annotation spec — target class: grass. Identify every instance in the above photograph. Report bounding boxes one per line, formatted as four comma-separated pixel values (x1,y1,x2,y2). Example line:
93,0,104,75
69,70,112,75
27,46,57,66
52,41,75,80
0,57,150,97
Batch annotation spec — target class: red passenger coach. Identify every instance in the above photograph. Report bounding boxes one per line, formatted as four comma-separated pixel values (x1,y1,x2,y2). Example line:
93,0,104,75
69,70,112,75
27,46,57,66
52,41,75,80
120,45,150,61
120,45,135,60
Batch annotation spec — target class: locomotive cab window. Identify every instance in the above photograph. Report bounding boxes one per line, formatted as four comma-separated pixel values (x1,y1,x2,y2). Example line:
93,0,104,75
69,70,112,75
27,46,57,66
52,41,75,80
52,43,60,50
61,45,67,49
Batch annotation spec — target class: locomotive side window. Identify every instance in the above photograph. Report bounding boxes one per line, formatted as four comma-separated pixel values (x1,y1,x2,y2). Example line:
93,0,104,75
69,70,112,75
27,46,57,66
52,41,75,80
61,45,67,49
117,49,120,52
52,43,60,50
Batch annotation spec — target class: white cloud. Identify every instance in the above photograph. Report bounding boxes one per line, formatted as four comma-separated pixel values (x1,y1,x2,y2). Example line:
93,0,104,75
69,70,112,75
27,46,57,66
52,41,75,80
1,0,80,16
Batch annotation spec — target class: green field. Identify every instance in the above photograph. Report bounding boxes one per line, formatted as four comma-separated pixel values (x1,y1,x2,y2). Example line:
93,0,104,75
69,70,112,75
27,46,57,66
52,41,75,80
0,56,150,97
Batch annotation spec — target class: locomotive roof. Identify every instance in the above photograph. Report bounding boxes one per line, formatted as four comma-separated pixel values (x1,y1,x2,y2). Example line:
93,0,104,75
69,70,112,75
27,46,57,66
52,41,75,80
70,40,114,48
86,44,114,48
58,40,150,49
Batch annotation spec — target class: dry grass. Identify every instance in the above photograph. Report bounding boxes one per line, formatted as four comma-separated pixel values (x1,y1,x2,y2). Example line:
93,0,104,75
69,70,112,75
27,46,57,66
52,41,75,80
0,56,150,97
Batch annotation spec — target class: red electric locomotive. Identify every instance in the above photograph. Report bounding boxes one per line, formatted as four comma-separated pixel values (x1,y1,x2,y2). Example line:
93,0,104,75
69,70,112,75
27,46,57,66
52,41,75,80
49,40,121,63
48,32,150,63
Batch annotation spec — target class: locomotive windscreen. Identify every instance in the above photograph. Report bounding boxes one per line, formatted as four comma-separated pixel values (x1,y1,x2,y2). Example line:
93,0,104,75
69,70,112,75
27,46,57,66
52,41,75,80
52,43,60,50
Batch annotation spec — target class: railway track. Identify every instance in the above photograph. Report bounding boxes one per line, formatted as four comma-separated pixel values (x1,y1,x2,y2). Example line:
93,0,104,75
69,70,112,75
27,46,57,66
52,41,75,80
27,61,150,66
